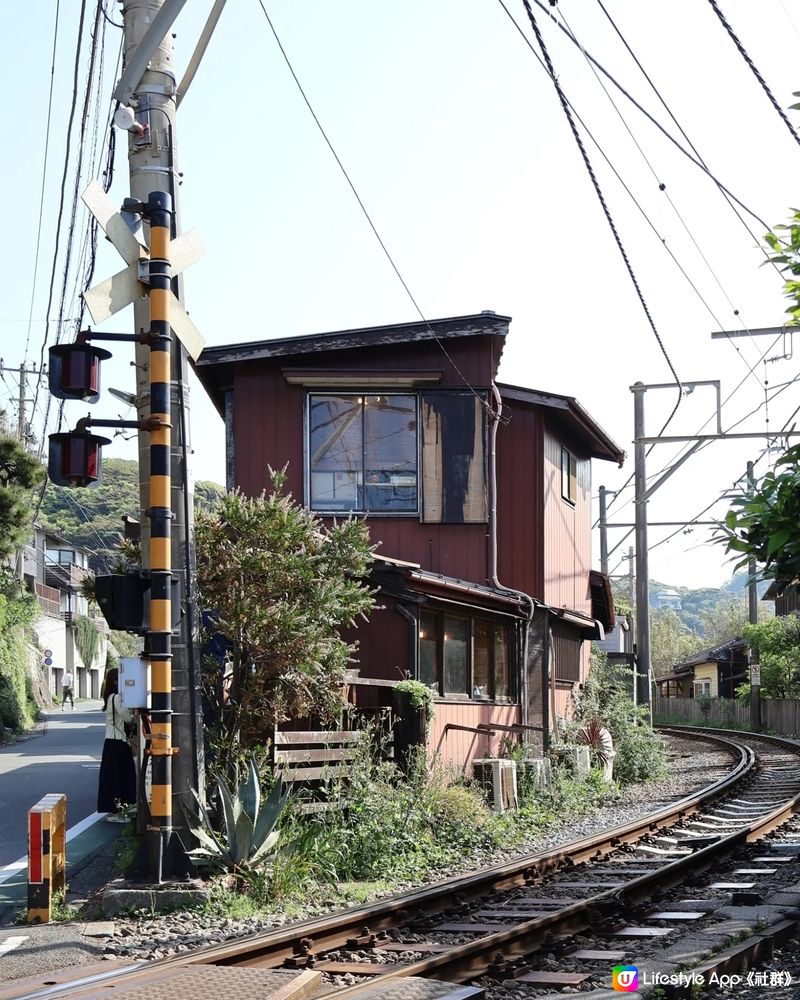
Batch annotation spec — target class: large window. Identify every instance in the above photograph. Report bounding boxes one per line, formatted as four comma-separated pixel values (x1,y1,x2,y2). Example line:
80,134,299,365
308,394,418,513
418,609,513,700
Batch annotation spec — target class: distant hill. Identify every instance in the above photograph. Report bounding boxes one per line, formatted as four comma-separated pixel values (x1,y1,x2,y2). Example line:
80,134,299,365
40,458,223,571
646,572,772,640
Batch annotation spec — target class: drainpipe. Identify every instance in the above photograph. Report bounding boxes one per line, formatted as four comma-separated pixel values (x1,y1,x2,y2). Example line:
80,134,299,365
488,384,538,742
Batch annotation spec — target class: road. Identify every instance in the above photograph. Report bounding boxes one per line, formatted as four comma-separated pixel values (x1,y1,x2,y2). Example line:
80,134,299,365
0,701,105,867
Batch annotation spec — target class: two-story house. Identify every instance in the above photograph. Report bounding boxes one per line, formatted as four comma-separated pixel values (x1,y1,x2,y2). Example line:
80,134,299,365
196,312,624,769
23,526,107,699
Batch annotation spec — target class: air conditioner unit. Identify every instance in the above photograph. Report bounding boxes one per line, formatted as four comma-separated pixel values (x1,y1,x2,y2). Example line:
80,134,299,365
472,759,517,813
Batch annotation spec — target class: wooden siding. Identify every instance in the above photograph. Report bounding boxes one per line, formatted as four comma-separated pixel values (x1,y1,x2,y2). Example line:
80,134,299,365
495,398,544,596
428,701,521,774
542,422,591,614
232,337,501,582
341,604,410,682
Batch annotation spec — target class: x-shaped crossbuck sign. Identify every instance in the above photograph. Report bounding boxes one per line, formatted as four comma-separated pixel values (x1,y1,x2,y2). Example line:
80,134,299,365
81,180,206,361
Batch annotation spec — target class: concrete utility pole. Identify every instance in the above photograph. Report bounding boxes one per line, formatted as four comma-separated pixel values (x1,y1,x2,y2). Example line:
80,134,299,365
119,0,203,862
747,461,758,626
598,485,609,576
632,385,651,712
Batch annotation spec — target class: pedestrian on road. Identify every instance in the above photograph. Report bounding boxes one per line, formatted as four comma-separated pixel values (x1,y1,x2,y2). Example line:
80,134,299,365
61,670,74,710
97,668,136,822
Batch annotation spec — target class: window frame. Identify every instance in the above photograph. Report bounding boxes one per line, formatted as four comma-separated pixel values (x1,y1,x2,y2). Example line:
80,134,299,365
561,446,577,504
418,607,516,703
305,391,420,516
693,679,711,698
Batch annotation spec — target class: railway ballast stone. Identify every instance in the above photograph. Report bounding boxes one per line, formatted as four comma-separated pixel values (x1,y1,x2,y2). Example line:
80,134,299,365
660,931,723,964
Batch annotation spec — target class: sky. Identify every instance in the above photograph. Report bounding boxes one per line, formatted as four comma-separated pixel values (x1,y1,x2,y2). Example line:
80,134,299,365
2,0,800,590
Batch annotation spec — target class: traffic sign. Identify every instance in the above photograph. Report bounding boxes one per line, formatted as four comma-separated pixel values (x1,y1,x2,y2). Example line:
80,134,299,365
44,657,53,667
751,662,761,686
44,649,52,658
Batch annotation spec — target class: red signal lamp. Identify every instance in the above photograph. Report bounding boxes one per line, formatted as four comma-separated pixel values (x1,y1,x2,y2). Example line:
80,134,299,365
48,342,112,403
48,429,112,488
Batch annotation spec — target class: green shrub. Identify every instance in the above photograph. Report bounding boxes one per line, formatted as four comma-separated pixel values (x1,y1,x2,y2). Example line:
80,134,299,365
571,650,668,785
0,592,38,736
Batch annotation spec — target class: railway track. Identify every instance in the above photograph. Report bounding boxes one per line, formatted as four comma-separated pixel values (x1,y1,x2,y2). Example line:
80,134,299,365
7,728,800,1000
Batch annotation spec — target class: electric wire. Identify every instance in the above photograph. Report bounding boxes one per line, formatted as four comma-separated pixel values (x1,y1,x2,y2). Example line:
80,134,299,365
507,0,773,235
24,0,62,365
557,3,765,392
518,0,683,444
31,1,88,431
706,0,800,151
254,0,498,417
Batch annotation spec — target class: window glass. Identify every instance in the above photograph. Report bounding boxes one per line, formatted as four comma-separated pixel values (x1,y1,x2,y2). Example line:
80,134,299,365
561,447,577,503
308,394,418,512
419,612,438,692
364,395,417,511
472,620,492,699
495,626,510,699
443,615,469,695
309,395,362,510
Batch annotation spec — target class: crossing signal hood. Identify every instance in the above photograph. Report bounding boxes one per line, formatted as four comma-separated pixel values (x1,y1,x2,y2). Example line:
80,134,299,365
48,343,111,403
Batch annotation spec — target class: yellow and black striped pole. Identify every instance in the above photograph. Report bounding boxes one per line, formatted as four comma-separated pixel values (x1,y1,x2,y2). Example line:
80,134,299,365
147,191,174,878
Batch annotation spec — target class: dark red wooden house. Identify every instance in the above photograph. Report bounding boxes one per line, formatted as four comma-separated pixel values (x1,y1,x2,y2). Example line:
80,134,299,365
196,312,624,770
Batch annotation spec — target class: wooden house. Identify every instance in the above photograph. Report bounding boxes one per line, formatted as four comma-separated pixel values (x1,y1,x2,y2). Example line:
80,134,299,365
655,637,749,700
196,312,624,769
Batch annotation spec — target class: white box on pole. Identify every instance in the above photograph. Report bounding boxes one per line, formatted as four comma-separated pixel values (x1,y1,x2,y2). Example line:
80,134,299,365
119,657,149,709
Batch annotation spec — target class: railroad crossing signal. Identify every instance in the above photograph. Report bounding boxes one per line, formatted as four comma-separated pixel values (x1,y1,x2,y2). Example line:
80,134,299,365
81,181,206,361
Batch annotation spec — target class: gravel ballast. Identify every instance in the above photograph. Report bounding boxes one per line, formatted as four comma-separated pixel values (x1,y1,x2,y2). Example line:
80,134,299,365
88,735,734,965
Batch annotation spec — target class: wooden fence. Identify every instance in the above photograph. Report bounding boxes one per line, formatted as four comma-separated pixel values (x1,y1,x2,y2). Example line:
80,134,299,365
654,694,800,738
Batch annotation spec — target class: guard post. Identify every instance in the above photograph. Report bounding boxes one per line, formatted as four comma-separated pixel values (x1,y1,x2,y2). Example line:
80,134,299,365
27,793,67,923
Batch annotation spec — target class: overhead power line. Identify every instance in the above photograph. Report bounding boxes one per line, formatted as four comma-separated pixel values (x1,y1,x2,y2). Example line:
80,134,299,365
706,0,800,151
254,0,496,417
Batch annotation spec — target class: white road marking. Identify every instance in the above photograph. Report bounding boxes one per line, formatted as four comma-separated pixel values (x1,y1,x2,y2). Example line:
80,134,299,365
0,936,28,957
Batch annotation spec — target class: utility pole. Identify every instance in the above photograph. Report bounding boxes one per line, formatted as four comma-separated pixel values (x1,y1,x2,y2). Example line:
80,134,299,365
746,461,758,626
598,485,609,576
119,0,203,867
632,384,651,713
18,363,26,442
627,545,634,612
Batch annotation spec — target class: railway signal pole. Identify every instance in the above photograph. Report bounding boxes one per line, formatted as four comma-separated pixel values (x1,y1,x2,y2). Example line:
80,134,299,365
116,0,204,870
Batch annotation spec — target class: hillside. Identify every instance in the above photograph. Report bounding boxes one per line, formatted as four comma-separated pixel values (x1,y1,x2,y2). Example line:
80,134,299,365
40,458,223,570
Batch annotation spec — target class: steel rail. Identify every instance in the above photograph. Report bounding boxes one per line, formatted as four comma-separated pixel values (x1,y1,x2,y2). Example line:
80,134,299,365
331,730,800,993
19,729,750,999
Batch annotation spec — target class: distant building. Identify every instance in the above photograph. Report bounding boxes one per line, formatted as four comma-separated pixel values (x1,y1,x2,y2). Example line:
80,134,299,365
654,588,682,611
656,637,748,700
22,525,108,700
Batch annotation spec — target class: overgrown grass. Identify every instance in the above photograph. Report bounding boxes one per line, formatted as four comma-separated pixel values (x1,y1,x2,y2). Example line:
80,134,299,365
0,591,39,739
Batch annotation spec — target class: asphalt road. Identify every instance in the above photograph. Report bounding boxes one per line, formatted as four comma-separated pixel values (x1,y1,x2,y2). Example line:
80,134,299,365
0,701,105,867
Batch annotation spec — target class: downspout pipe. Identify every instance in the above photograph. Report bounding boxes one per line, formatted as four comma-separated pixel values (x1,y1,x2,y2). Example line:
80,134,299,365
488,384,539,744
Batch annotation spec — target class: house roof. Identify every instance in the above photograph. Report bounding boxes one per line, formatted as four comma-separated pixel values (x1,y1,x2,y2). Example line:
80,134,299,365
196,312,511,413
497,384,626,465
674,636,748,672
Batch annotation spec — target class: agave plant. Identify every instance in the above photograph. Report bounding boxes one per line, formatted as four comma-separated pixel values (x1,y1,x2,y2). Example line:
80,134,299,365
182,759,290,872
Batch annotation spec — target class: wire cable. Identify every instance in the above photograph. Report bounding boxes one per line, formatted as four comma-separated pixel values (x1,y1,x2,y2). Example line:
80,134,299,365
24,1,62,365
254,0,498,416
706,0,800,150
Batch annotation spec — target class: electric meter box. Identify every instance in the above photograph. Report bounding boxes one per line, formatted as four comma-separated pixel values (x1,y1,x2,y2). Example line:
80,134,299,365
119,657,149,710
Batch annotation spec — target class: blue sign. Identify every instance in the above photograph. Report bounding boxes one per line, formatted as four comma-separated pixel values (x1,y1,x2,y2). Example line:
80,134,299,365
44,657,53,666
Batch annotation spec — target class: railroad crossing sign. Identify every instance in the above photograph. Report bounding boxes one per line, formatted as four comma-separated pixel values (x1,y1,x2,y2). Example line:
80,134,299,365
81,181,206,361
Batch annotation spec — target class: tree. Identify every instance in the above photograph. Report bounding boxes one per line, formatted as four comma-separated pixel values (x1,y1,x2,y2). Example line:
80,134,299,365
740,616,800,699
718,210,800,585
195,471,375,775
650,607,703,678
699,596,756,647
0,435,44,561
